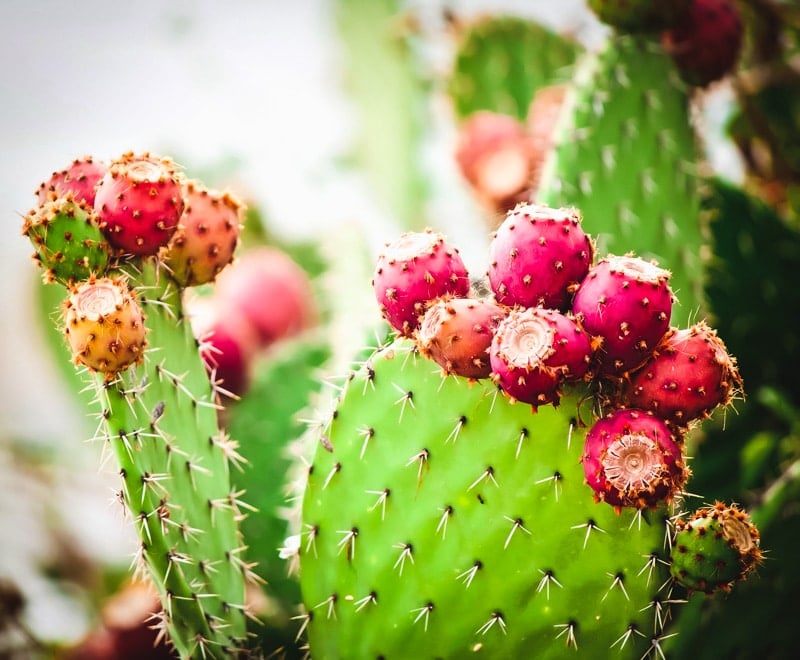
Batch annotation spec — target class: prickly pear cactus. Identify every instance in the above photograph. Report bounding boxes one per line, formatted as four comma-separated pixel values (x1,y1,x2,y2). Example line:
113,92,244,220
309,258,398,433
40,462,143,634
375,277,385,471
23,153,251,659
300,343,674,658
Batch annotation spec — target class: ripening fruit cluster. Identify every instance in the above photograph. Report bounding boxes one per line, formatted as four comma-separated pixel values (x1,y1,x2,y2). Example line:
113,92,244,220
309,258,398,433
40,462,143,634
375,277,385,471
373,202,742,510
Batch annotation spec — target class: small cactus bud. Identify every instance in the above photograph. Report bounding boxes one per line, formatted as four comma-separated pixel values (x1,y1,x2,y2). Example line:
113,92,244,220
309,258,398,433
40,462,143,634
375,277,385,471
670,502,762,594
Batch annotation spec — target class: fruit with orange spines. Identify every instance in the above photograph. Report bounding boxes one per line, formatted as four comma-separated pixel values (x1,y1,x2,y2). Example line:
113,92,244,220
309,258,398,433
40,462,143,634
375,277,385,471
63,276,146,379
626,321,743,426
94,151,185,256
372,229,470,337
36,155,108,206
582,408,688,510
165,180,243,287
488,203,594,311
416,296,508,379
490,306,592,408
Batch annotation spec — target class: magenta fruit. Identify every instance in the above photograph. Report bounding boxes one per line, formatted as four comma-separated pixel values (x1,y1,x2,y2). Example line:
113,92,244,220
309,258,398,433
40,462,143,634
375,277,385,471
63,276,147,379
214,246,317,348
416,296,507,379
626,320,743,426
490,306,592,408
582,408,687,510
165,180,243,286
94,151,185,256
36,155,108,206
455,110,535,214
663,0,743,88
572,254,673,376
488,203,594,310
372,229,470,337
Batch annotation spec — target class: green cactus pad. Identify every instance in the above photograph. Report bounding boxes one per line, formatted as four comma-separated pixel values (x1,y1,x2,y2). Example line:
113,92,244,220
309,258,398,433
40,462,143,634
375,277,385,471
448,15,581,121
537,35,705,324
23,196,111,285
300,340,676,658
89,262,248,658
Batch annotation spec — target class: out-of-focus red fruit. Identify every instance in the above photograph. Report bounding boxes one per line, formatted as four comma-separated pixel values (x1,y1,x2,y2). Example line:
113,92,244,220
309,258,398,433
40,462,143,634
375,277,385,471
455,110,536,215
215,246,317,347
187,295,259,399
526,84,567,195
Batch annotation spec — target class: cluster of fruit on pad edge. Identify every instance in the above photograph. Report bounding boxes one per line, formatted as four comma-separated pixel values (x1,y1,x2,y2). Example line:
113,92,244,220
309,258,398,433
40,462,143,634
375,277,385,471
374,201,745,514
23,152,253,659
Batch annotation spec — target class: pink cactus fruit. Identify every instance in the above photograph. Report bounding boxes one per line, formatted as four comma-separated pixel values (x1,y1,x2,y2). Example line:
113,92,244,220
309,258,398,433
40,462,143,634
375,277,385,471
662,0,743,88
63,276,147,379
164,180,243,287
626,321,743,426
572,254,674,376
490,306,592,408
214,246,316,348
372,229,470,337
455,110,535,214
416,296,508,379
582,408,688,510
36,156,108,206
187,295,259,399
488,203,594,311
94,151,185,256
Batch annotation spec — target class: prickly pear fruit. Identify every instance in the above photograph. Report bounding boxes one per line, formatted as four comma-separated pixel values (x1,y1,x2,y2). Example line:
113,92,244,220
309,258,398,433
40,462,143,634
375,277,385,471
662,0,743,87
490,306,592,408
489,203,594,311
372,229,470,336
187,295,259,399
22,195,111,285
300,340,675,658
455,111,535,214
582,408,688,510
416,296,507,379
587,0,691,33
63,276,146,378
36,155,107,206
626,321,743,426
94,152,185,256
215,246,316,348
572,254,673,376
164,180,242,287
670,502,762,594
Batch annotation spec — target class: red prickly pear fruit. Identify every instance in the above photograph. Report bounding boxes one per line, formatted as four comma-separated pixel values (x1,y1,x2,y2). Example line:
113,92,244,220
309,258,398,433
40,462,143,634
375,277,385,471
572,254,674,376
488,203,594,311
187,295,258,399
662,0,743,87
215,246,316,348
372,229,470,337
164,180,243,287
490,306,592,408
455,111,535,214
582,408,688,510
588,0,691,32
416,296,508,379
63,276,147,379
670,502,762,594
626,321,743,426
94,151,185,256
36,156,108,207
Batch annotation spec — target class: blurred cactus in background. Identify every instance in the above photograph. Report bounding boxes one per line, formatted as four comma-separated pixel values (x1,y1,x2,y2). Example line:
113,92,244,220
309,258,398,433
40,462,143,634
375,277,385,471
7,1,800,659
